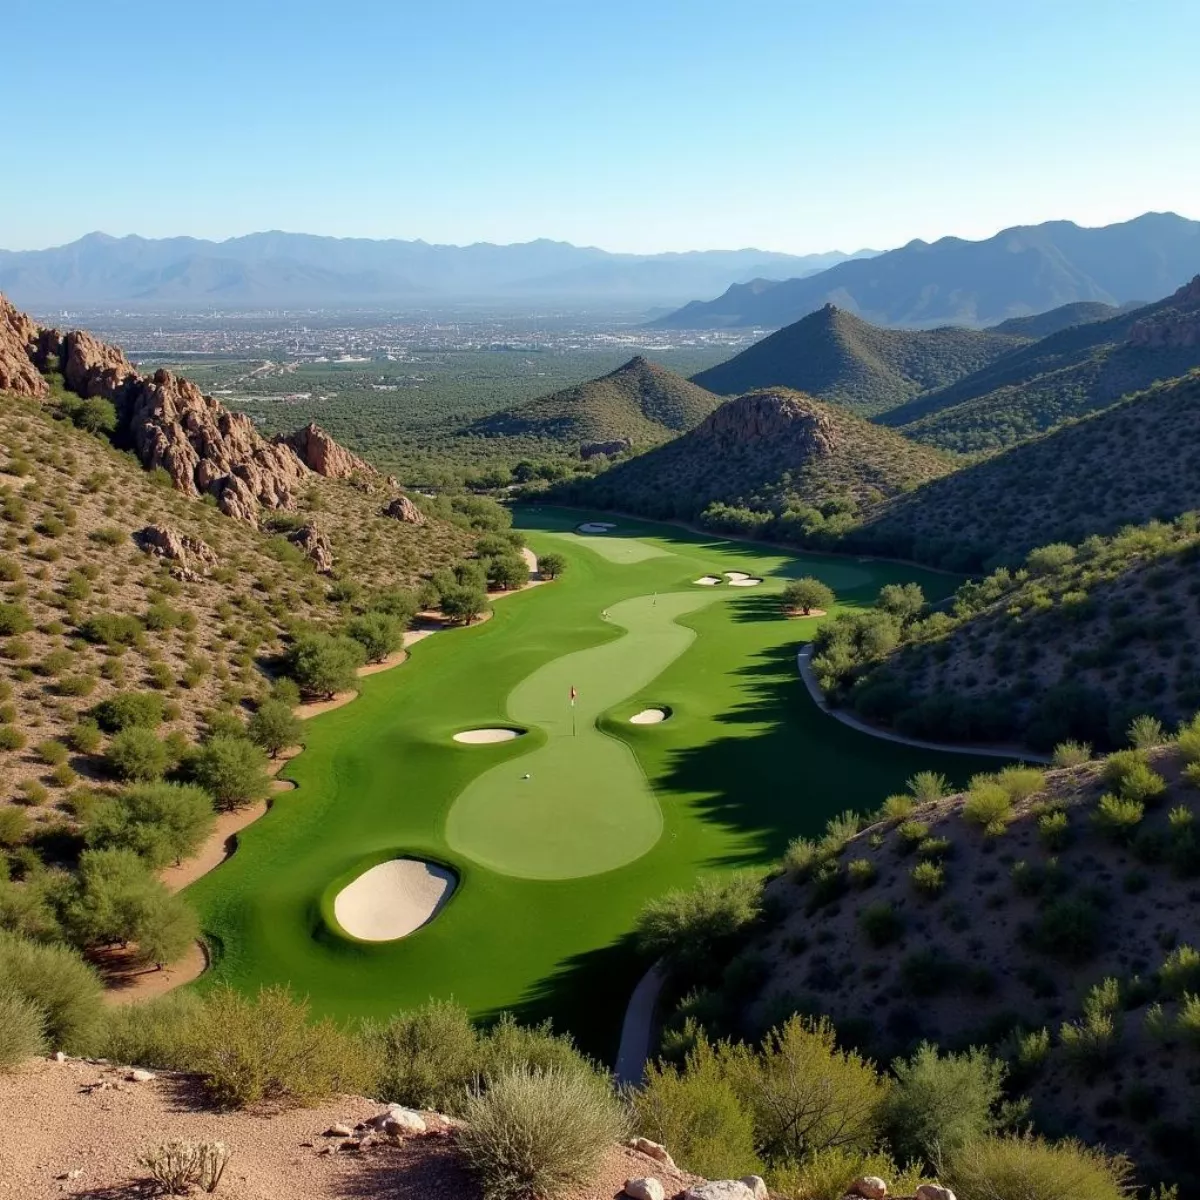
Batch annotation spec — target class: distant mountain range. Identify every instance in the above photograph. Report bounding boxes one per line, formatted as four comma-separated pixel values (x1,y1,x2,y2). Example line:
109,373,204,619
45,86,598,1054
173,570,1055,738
651,212,1200,329
0,232,876,308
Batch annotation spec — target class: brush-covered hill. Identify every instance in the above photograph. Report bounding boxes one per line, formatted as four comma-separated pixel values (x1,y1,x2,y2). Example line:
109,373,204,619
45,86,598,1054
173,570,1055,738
885,278,1200,452
557,388,955,522
700,739,1200,1191
651,211,1200,329
859,371,1200,570
691,304,1024,416
989,300,1124,338
464,355,723,451
816,516,1200,752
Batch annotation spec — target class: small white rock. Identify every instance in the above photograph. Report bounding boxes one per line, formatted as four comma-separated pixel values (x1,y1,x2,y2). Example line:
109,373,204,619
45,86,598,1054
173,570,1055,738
127,1069,155,1083
629,1137,678,1172
683,1182,757,1200
852,1177,888,1200
915,1186,956,1200
740,1176,768,1200
324,1124,353,1138
375,1106,426,1135
54,1051,67,1064
625,1177,666,1200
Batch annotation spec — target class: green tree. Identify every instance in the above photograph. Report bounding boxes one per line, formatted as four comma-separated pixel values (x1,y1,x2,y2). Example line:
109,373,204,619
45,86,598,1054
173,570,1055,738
487,553,530,592
877,582,925,623
782,577,835,616
92,690,165,732
440,585,490,625
190,735,271,811
538,552,567,580
105,727,169,781
346,611,405,663
248,699,302,758
87,782,215,868
285,631,366,698
0,931,105,1053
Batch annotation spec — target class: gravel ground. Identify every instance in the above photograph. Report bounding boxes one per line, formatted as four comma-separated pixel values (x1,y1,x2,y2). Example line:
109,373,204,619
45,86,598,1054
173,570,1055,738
0,1058,695,1200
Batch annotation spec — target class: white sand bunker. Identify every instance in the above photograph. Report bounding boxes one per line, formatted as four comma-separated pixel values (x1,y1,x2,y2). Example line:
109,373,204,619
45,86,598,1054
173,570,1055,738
630,708,669,725
454,727,522,744
577,521,617,534
725,571,762,587
694,575,722,586
334,858,456,941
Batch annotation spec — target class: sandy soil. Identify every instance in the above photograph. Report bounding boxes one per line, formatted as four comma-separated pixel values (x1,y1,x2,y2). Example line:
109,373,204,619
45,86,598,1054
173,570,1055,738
785,607,827,618
0,1058,700,1200
334,859,457,941
693,576,722,585
629,709,668,725
452,728,521,744
99,941,210,1007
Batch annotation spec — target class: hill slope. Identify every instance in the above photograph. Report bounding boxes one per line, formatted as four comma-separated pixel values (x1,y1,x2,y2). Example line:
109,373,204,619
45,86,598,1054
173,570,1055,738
465,356,723,448
989,299,1124,338
860,372,1200,569
559,388,954,521
884,277,1200,451
651,212,1200,329
691,304,1023,415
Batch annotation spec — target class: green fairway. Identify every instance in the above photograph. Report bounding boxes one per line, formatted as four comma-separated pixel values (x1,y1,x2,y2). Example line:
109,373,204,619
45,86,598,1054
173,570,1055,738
186,508,1004,1058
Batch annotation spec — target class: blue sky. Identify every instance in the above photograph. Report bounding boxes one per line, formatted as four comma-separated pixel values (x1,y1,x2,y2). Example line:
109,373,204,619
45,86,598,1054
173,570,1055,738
5,0,1199,254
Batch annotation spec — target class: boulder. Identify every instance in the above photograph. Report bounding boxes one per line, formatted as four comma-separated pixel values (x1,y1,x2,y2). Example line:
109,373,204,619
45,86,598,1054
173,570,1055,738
367,1105,426,1136
740,1177,769,1200
850,1177,887,1199
323,1124,353,1138
288,523,334,573
278,422,374,479
914,1187,956,1200
382,494,427,525
136,525,219,578
624,1178,665,1200
0,295,47,398
683,1182,757,1200
126,1069,155,1083
628,1138,677,1172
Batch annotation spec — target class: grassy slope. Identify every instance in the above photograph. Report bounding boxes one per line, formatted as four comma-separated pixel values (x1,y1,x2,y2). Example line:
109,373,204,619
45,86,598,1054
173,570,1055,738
692,306,1023,415
185,509,997,1058
567,389,955,522
464,356,723,450
862,371,1200,568
741,747,1200,1187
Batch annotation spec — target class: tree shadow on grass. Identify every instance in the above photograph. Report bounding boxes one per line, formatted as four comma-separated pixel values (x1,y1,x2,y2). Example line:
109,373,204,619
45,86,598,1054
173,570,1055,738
723,591,786,624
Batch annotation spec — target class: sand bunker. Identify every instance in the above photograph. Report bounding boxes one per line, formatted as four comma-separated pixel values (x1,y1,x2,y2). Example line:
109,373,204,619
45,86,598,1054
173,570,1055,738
725,571,762,587
694,575,722,586
454,728,522,744
577,521,617,534
334,858,456,941
629,708,669,725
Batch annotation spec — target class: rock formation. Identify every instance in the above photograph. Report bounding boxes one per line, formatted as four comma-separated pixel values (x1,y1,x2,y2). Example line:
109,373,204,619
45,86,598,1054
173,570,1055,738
0,296,48,398
698,389,838,455
277,422,374,479
288,523,334,574
135,525,219,580
1128,276,1200,348
581,437,632,460
382,494,427,525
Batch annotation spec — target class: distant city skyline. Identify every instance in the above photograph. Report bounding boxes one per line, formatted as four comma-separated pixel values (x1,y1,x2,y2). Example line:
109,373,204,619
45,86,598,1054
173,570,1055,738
4,0,1199,255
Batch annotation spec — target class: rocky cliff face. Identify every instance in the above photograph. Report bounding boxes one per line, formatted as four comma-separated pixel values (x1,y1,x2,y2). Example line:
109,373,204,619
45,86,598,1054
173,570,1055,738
1128,276,1200,348
277,421,374,479
0,296,48,398
697,389,838,456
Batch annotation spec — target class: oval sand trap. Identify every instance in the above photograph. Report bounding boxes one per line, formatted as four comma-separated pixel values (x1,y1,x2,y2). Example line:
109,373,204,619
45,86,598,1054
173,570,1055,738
334,858,456,941
577,521,617,534
630,708,668,724
454,727,522,744
725,571,762,587
694,575,721,585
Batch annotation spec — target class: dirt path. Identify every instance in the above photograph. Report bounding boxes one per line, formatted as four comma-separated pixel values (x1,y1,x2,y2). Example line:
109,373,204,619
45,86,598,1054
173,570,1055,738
614,960,666,1087
796,643,1050,762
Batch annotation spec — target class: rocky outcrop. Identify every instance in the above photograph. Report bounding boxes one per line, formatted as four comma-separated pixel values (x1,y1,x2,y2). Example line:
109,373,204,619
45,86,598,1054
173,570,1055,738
277,422,374,479
1128,276,1200,348
698,389,838,455
288,523,334,573
0,295,48,398
581,437,632,460
135,525,219,580
382,494,427,526
36,327,135,399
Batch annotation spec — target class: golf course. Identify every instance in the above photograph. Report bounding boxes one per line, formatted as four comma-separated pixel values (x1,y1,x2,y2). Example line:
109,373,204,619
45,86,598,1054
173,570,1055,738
186,508,999,1057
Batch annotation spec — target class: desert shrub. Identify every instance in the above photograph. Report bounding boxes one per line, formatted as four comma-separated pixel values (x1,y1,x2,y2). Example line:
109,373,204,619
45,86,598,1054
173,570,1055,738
0,726,26,751
773,1147,928,1200
66,718,102,754
137,1139,231,1195
1033,897,1102,963
97,990,206,1071
480,1013,592,1082
0,931,104,1052
1127,714,1166,749
1060,979,1121,1076
346,610,405,663
906,770,948,804
0,805,29,847
635,873,761,977
188,735,270,811
882,1042,1006,1165
86,782,215,868
1037,810,1070,851
910,861,945,896
784,837,823,877
1051,740,1092,768
0,602,33,635
56,672,99,697
284,631,365,698
93,690,166,732
879,793,916,820
847,858,876,888
34,739,69,766
1092,793,1144,843
0,985,47,1069
1174,993,1200,1047
106,727,169,781
963,780,1013,833
896,819,930,851
247,698,302,757
459,1067,627,1200
859,901,903,947
370,998,480,1112
187,984,373,1108
1159,944,1200,997
994,765,1045,801
948,1132,1133,1200
81,612,143,648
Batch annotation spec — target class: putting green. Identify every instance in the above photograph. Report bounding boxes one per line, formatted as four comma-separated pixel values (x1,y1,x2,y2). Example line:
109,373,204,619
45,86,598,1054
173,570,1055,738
447,591,720,879
185,506,1006,1059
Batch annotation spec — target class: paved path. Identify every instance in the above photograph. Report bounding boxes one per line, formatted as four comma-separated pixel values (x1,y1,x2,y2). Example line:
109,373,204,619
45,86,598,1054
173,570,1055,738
795,644,1050,763
615,960,667,1087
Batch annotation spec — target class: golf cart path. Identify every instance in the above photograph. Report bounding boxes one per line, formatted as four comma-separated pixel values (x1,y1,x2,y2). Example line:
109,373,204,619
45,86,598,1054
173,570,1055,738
111,549,544,1005
615,960,666,1087
796,643,1050,763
